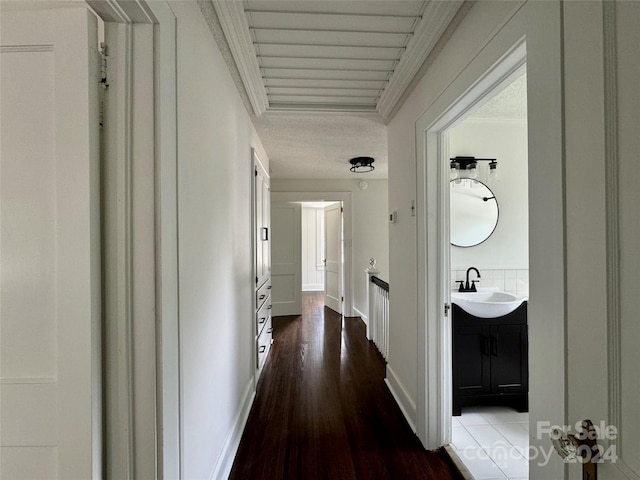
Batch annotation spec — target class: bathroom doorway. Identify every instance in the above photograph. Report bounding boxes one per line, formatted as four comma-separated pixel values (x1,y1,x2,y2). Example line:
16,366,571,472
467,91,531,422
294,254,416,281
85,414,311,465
447,72,530,479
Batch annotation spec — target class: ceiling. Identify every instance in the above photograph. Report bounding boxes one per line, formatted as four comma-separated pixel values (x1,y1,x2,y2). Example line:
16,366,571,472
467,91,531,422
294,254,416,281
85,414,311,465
202,1,470,179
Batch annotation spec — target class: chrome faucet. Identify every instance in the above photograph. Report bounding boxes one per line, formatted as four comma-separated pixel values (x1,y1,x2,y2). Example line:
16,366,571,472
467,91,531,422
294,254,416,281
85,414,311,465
457,267,481,292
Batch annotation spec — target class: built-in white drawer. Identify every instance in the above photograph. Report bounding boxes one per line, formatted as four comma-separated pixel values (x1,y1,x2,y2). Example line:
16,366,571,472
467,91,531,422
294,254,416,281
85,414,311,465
257,317,272,370
256,297,271,336
256,279,271,309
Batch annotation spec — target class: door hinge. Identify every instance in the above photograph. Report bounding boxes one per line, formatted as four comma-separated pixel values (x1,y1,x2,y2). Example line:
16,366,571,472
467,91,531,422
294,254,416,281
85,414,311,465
341,207,344,213
256,276,259,284
341,296,344,302
99,42,109,89
444,303,451,317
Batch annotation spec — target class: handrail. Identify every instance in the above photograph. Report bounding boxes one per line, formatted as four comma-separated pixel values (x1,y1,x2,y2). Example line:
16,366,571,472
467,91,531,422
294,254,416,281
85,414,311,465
371,275,389,292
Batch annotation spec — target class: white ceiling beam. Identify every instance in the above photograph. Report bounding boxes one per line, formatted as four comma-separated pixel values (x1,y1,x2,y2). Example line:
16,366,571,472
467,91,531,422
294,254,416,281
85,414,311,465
213,1,269,116
377,0,464,121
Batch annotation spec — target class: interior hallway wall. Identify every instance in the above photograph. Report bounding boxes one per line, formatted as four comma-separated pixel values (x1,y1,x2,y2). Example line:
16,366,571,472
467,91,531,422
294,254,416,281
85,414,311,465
271,179,389,322
170,2,269,478
387,0,526,424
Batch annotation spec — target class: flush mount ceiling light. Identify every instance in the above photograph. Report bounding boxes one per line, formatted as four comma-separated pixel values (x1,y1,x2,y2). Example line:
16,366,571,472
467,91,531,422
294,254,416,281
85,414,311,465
349,156,375,173
450,156,499,182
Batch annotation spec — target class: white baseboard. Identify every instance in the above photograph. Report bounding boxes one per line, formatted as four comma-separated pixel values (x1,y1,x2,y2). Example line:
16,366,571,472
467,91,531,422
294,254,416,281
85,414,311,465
210,378,255,480
385,365,417,433
352,306,368,327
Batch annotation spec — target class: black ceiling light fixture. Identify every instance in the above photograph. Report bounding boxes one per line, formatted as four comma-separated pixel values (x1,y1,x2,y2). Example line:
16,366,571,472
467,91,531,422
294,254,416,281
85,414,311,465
449,156,498,182
349,156,375,173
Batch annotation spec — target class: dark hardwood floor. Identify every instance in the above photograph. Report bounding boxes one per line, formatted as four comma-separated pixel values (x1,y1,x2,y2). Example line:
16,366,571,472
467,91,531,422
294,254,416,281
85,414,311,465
229,293,463,480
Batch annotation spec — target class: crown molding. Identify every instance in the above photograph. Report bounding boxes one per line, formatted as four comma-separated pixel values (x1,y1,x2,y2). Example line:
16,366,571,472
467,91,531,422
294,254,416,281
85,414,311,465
377,0,464,121
213,1,269,116
87,0,155,24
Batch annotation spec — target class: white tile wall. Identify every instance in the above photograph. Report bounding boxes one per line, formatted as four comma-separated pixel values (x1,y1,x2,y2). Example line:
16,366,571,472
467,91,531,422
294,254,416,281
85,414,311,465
451,269,529,297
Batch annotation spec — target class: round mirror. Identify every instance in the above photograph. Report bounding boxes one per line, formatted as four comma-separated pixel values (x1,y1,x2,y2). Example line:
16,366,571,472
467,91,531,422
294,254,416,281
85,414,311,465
450,179,499,247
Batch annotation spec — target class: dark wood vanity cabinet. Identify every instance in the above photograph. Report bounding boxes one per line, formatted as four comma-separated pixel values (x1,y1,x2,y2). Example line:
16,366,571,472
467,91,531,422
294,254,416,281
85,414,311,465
452,302,528,416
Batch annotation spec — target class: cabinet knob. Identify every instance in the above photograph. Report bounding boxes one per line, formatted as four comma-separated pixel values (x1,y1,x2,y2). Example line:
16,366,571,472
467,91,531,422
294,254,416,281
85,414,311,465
258,346,266,353
259,294,266,300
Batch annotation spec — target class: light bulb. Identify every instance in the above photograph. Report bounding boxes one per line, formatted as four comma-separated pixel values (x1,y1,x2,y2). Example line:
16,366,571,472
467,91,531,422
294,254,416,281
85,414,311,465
449,161,459,180
488,161,499,182
466,163,478,179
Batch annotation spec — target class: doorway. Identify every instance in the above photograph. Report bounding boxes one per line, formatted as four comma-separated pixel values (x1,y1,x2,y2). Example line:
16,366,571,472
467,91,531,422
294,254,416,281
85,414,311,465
271,192,354,316
271,199,345,317
447,72,530,479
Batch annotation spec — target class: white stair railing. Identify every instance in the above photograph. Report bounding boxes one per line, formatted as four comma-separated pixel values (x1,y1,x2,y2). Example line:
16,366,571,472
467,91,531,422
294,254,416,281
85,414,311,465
366,267,389,361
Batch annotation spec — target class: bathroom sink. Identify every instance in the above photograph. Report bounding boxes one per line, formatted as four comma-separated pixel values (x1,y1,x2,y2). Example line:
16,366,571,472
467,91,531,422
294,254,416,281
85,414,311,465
451,290,526,318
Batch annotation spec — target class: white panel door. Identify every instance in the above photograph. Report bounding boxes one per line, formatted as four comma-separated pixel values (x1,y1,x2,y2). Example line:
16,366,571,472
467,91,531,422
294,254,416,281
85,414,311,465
324,203,343,314
0,7,101,479
271,203,301,316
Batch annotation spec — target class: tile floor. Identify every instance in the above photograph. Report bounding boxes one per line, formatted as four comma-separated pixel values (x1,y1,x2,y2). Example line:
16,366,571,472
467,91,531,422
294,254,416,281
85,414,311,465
451,406,529,480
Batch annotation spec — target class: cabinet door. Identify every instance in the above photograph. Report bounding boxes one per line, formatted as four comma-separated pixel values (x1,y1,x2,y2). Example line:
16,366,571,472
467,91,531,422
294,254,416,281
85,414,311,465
262,176,270,278
255,163,270,287
490,324,528,394
453,324,491,397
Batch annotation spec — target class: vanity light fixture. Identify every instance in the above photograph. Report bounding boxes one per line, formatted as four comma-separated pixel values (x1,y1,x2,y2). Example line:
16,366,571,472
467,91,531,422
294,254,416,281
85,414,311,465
449,156,498,181
349,156,375,173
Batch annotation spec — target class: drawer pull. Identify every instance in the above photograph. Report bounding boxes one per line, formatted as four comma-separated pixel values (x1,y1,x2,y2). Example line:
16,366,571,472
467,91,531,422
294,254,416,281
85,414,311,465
267,285,272,289
267,328,273,334
258,345,266,353
259,317,266,324
267,305,272,310
259,294,266,300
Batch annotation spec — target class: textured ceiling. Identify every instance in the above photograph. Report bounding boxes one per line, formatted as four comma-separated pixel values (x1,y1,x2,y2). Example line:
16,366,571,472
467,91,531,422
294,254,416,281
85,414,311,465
470,74,527,120
252,113,388,179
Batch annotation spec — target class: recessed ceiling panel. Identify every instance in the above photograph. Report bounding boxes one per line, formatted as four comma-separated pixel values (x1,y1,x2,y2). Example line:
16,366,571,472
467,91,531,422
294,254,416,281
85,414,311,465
245,1,425,17
255,44,405,61
246,11,420,33
260,69,391,81
264,78,387,90
252,29,411,48
258,57,396,71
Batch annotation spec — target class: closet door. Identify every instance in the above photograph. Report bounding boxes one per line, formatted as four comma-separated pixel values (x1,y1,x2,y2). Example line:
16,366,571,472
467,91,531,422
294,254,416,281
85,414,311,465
1,7,101,478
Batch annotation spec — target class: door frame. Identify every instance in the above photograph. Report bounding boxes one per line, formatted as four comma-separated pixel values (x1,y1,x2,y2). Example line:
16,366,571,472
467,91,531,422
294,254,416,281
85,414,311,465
86,1,180,478
271,192,353,316
416,37,527,448
415,4,567,478
323,201,344,315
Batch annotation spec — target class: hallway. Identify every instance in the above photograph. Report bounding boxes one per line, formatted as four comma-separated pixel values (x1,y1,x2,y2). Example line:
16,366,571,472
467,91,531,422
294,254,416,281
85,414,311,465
229,293,462,479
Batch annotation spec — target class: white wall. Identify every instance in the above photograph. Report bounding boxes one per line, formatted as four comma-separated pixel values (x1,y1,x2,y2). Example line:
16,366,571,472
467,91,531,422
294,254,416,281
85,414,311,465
301,206,325,291
449,119,528,270
387,2,571,477
388,1,640,478
271,179,389,320
387,0,527,420
170,2,269,478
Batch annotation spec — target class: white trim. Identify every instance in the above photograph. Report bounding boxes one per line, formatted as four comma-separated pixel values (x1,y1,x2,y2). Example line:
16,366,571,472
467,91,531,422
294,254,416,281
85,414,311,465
101,22,136,479
415,36,527,450
385,367,417,433
87,0,155,24
271,192,354,316
603,3,639,478
212,1,268,116
303,284,324,292
210,379,256,480
377,1,463,120
352,306,368,329
143,1,181,478
415,7,568,480
88,1,181,478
